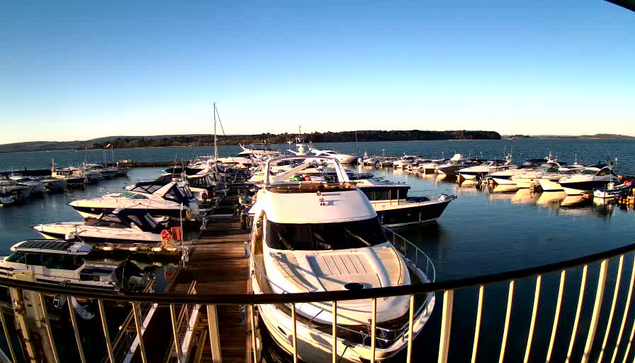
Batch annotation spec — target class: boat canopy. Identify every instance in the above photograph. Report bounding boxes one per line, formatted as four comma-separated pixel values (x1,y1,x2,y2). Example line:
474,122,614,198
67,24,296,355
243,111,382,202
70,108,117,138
10,240,92,255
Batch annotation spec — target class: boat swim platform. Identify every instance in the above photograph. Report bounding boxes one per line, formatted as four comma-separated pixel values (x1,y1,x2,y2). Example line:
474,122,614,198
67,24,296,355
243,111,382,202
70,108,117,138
161,213,253,363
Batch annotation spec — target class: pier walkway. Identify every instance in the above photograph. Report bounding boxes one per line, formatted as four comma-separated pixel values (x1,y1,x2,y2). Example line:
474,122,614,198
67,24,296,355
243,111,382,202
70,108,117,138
167,214,252,363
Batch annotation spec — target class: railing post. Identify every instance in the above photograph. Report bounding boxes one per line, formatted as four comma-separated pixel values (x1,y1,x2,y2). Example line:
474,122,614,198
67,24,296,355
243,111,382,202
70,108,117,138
170,304,184,363
250,305,258,363
499,280,515,363
371,298,377,363
438,290,454,363
0,310,17,363
37,293,59,363
546,270,567,363
471,285,484,363
66,296,87,363
523,275,542,363
581,259,609,363
597,255,623,363
332,301,338,363
132,302,148,363
207,304,223,363
406,295,416,363
291,303,298,363
610,255,635,363
566,264,589,363
98,299,115,363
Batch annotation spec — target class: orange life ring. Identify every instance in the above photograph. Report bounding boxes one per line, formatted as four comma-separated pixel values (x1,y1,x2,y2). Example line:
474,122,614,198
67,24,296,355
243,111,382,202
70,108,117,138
161,229,172,241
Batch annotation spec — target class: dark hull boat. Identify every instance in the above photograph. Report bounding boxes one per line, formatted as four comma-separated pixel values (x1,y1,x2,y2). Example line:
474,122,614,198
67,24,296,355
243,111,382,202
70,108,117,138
357,178,456,228
375,196,455,227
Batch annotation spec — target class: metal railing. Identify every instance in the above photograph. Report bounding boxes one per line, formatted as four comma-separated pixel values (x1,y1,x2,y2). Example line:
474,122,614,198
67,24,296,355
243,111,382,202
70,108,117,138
1,241,635,362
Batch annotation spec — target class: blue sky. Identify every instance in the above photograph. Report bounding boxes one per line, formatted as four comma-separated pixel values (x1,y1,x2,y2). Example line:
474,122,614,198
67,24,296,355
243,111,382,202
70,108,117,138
0,1,633,144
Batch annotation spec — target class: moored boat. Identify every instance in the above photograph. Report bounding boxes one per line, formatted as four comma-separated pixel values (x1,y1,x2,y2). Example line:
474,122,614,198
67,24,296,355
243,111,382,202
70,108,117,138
249,156,435,362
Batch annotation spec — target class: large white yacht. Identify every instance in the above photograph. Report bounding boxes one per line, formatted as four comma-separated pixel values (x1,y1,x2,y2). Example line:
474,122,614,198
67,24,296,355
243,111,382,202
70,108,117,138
558,165,620,196
250,156,435,362
69,182,200,221
34,209,165,244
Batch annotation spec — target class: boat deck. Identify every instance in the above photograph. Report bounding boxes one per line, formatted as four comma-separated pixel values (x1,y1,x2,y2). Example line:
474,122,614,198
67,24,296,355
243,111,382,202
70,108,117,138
167,214,252,363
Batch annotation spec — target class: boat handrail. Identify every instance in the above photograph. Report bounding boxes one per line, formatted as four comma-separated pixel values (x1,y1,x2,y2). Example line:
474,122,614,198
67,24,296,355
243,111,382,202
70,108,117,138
383,227,436,283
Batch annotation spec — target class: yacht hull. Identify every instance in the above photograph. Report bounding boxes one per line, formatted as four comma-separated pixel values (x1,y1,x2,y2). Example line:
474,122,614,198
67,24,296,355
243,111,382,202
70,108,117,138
538,178,563,192
492,177,516,186
560,180,612,196
374,197,455,228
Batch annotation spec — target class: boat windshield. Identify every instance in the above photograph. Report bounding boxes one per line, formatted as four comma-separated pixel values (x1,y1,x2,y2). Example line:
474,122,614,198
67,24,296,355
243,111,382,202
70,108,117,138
265,218,386,251
119,192,148,199
582,169,599,175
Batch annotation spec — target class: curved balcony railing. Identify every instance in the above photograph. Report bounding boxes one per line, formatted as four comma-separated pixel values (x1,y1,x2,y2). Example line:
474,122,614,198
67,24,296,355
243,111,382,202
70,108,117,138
1,240,635,362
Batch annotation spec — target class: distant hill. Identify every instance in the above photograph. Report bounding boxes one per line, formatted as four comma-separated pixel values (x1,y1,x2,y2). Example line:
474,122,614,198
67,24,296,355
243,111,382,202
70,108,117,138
534,133,635,140
0,130,502,153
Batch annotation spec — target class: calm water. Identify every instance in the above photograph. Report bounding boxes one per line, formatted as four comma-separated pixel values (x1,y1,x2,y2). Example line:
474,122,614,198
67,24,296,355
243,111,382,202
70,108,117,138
1,141,635,362
1,139,634,174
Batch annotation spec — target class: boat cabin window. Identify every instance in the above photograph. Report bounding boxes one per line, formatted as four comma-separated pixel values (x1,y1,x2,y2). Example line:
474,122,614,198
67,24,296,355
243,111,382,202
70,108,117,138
597,168,613,176
188,176,212,189
163,187,186,202
265,218,387,251
362,187,407,201
7,252,83,269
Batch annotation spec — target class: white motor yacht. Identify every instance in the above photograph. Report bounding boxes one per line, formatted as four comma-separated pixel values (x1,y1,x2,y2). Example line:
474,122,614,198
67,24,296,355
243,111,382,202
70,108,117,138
0,193,15,206
559,165,620,196
250,156,435,362
83,163,120,179
34,209,166,244
392,155,419,170
459,155,513,181
309,147,359,164
51,163,88,186
40,177,67,192
0,178,34,199
8,175,45,195
69,182,201,221
0,240,148,291
436,154,474,178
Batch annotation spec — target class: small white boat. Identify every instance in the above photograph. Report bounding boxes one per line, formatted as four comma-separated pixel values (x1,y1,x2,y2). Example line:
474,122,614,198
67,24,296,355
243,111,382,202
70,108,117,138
0,193,15,206
0,240,149,291
593,181,633,199
34,209,165,244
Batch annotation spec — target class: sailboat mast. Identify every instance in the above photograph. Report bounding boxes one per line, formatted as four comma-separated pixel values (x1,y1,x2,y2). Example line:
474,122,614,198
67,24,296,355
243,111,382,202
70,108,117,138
213,102,218,159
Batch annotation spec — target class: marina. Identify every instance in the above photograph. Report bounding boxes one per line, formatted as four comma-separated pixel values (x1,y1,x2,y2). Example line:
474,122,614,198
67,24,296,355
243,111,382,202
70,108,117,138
2,0,635,360
0,139,635,362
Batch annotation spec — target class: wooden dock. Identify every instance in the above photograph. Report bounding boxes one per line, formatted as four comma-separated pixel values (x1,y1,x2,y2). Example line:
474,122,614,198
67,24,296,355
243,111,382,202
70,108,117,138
166,214,253,363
